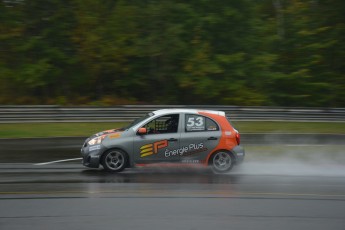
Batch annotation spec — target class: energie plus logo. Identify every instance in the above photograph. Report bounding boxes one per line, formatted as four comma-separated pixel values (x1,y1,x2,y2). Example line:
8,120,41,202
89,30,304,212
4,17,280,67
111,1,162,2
140,140,168,157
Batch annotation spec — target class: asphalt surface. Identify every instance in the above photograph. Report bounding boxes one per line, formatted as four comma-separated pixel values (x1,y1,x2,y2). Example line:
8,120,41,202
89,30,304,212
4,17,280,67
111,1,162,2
1,141,345,230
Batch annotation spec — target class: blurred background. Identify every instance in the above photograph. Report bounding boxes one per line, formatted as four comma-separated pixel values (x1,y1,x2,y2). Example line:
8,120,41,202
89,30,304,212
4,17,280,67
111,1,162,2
1,2,345,229
0,0,344,107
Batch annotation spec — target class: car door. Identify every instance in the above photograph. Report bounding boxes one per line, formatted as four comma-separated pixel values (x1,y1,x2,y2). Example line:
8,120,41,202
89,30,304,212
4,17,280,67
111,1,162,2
179,113,221,163
133,113,181,163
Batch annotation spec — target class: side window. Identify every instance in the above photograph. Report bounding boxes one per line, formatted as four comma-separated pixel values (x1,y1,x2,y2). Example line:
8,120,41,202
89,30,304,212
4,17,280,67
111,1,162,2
185,114,219,132
205,117,219,131
143,114,179,134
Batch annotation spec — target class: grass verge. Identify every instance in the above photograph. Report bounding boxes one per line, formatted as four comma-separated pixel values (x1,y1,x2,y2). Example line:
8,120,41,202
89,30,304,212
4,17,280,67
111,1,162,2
0,121,344,138
0,122,128,138
233,121,345,134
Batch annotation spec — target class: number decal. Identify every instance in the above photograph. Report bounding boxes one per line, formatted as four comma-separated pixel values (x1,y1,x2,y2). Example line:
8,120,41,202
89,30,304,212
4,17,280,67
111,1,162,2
187,117,195,127
195,117,203,126
187,116,204,127
186,115,205,131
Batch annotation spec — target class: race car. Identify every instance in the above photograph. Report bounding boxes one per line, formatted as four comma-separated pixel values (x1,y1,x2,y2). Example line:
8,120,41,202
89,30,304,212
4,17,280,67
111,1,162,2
81,109,244,173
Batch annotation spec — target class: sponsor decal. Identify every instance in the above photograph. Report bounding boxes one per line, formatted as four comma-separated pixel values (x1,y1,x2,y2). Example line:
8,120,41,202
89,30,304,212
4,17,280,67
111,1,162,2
95,129,121,137
225,131,232,136
140,140,168,157
109,133,122,139
89,145,101,151
181,160,200,163
165,143,207,158
207,126,217,131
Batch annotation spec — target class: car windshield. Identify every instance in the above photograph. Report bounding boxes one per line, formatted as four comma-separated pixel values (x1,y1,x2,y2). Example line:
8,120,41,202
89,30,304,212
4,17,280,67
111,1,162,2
123,112,154,130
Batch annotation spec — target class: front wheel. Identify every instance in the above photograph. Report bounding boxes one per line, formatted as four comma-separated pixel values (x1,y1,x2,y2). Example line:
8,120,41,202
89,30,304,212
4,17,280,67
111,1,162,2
210,151,234,173
101,149,128,172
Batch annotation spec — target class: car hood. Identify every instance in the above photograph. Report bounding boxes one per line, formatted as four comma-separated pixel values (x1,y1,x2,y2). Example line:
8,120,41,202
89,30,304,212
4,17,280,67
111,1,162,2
93,129,123,138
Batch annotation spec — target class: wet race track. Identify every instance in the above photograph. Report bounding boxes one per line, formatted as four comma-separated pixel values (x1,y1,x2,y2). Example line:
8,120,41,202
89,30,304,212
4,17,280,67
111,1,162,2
1,144,345,230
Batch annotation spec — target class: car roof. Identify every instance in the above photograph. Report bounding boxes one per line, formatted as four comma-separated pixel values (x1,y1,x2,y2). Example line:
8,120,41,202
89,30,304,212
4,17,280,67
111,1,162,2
153,109,226,117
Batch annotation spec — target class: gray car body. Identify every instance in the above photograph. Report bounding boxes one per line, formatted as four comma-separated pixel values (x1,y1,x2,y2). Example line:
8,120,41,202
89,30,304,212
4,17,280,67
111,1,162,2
81,109,244,169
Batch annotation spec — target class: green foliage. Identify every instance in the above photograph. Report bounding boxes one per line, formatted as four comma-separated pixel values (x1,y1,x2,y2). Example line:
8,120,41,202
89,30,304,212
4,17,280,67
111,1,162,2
0,0,344,106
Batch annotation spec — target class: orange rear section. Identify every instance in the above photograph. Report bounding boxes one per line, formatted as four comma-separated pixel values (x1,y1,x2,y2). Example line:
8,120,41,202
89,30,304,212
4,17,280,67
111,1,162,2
199,112,238,165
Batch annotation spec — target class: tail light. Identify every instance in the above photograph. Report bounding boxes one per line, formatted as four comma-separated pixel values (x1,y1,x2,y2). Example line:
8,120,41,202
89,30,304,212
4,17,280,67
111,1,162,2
235,132,240,145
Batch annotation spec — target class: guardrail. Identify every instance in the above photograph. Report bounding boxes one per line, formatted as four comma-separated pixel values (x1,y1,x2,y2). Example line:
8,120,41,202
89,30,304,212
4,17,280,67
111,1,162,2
0,105,344,123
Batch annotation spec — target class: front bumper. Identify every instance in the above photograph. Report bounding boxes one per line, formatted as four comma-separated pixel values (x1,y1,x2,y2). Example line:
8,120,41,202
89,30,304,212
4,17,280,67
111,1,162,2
232,145,245,164
80,142,102,168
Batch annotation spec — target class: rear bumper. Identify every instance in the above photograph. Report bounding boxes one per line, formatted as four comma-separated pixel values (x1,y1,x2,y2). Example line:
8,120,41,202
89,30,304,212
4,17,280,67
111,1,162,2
232,145,245,164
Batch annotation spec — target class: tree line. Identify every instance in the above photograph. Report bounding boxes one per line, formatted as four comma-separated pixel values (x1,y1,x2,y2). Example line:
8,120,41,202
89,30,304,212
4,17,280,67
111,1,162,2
0,0,344,106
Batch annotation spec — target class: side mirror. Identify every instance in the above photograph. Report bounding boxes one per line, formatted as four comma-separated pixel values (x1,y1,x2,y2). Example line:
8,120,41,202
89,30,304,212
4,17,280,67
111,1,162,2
137,127,147,135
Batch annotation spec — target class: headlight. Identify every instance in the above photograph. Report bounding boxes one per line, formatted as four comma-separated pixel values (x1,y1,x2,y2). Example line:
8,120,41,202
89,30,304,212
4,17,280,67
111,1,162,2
88,135,106,145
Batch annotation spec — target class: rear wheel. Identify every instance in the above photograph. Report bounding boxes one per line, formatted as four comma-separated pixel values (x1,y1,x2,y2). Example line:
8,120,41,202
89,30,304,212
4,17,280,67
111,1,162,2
210,151,234,173
101,149,128,172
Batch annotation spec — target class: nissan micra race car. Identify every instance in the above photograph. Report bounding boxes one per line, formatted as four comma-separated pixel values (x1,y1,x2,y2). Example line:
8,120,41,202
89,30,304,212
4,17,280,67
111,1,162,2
81,109,244,173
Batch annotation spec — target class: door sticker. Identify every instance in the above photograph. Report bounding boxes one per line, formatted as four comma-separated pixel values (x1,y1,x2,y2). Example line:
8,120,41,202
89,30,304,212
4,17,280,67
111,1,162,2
165,143,207,158
140,140,168,157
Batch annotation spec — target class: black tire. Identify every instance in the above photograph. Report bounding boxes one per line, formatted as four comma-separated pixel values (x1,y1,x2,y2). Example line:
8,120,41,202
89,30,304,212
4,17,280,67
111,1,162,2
101,149,128,172
210,151,234,174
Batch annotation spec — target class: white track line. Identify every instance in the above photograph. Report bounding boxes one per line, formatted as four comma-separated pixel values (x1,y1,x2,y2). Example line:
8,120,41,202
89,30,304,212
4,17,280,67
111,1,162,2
34,158,82,166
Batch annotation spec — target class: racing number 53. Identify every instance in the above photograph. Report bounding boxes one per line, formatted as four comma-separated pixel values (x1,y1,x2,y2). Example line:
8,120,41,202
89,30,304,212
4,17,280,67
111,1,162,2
187,116,204,127
186,115,206,132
